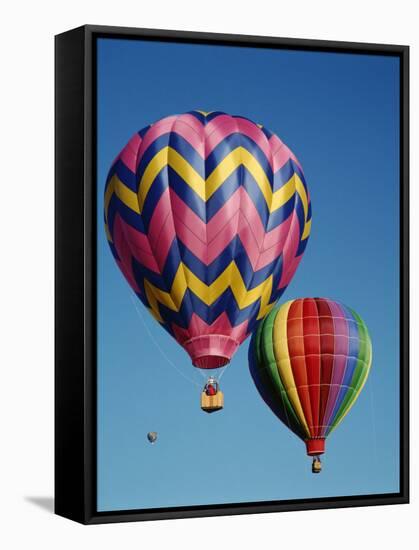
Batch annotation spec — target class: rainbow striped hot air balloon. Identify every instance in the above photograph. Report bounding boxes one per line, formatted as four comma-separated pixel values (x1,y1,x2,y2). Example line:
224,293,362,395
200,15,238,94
104,111,311,404
249,298,372,472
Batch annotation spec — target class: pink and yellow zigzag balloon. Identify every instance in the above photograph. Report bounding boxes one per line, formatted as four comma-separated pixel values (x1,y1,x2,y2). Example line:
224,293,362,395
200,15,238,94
104,111,311,369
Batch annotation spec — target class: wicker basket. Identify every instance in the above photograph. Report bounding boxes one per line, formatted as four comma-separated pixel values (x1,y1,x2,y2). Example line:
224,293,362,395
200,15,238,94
200,391,224,413
312,459,322,474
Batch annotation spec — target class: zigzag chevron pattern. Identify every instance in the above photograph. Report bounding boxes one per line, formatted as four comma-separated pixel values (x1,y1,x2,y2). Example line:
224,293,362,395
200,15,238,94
104,111,312,369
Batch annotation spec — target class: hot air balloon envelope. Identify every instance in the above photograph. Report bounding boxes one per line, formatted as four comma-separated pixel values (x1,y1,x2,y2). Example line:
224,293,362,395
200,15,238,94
249,298,372,464
147,432,157,444
104,111,311,371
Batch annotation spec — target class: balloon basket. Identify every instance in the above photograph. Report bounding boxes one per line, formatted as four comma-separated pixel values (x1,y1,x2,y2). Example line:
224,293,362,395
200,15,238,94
201,391,224,413
312,458,322,474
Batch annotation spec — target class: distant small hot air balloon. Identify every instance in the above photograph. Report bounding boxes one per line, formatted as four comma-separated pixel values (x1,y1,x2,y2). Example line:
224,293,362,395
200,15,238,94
147,432,157,444
249,298,372,472
104,111,311,409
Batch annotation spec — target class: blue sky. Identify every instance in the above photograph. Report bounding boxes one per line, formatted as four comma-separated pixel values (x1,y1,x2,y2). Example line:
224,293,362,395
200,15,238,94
96,38,400,511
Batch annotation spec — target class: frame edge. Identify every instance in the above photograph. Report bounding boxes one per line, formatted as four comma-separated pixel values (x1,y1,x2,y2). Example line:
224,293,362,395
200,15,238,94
55,25,89,525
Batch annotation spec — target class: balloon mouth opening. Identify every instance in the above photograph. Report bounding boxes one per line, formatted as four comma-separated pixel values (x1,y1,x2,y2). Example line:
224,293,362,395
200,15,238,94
305,438,326,456
183,335,240,370
193,355,230,370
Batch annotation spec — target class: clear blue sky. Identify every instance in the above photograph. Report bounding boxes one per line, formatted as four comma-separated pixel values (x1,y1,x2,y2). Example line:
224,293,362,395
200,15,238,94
96,38,400,511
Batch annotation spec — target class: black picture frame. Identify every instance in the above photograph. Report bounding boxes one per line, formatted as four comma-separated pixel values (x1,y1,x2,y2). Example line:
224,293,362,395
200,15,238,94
55,24,409,524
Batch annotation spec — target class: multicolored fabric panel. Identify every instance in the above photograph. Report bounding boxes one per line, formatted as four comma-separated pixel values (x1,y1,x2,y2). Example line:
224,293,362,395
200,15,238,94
249,298,372,440
104,111,311,369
